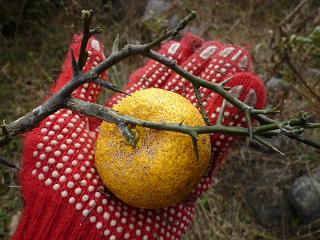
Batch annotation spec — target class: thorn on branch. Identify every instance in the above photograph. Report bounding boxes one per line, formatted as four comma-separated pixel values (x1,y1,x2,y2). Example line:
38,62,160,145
193,84,211,126
219,76,234,87
245,109,253,140
179,119,185,126
254,136,285,156
0,156,21,170
71,49,80,76
91,78,130,96
216,100,226,125
112,33,120,55
223,86,232,91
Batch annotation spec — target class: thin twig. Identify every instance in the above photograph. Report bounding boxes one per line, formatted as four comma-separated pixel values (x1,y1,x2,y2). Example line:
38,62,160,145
280,0,309,27
193,84,211,126
286,56,320,102
0,10,319,155
0,156,21,170
64,98,320,149
78,10,94,71
216,100,226,125
91,78,129,96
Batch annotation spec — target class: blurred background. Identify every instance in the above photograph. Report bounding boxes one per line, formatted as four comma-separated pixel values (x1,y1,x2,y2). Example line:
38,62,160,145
0,0,320,239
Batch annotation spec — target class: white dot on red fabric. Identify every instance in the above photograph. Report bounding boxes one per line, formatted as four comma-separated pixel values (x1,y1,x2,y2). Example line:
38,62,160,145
75,188,82,195
59,175,66,182
38,173,44,180
52,171,59,178
45,178,52,185
67,181,74,188
53,151,61,157
124,233,130,239
104,229,110,236
38,154,46,160
53,184,60,191
116,226,123,233
57,134,64,140
49,115,55,120
136,229,142,236
67,149,74,155
75,203,82,210
90,216,96,223
110,219,117,227
82,195,89,201
56,163,63,169
40,128,48,134
61,191,68,198
96,222,103,229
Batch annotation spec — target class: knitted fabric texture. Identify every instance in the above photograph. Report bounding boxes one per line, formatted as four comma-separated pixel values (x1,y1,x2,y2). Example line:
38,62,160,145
13,33,266,240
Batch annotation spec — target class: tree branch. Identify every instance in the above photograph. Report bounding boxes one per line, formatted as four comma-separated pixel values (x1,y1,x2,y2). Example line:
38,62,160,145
1,10,319,155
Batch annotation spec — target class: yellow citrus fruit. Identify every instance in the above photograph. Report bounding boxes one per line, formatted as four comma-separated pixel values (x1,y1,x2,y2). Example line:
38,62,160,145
95,88,211,209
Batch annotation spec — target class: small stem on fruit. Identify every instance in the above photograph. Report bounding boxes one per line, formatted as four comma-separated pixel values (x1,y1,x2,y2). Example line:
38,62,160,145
118,123,137,147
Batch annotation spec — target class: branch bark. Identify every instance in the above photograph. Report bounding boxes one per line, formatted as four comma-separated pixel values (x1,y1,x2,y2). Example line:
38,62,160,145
0,10,319,154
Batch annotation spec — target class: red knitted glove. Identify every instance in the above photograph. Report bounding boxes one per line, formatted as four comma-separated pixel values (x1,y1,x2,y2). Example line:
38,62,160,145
13,34,266,240
107,35,267,199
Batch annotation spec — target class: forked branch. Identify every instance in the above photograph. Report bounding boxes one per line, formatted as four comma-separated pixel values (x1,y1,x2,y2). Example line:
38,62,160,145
0,10,319,157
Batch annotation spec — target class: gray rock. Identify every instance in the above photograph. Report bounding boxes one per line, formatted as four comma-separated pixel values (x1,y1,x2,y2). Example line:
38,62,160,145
143,0,180,28
267,77,289,92
245,170,293,228
144,0,172,17
246,186,292,227
288,167,320,223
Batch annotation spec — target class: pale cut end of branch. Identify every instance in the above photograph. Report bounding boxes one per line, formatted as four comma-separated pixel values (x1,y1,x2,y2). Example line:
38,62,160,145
81,9,93,23
78,9,94,71
89,26,103,37
0,121,11,146
112,33,120,55
254,136,286,156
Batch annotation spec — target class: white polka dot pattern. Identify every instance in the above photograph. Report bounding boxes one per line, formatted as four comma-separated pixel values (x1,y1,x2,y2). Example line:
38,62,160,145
18,33,266,240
